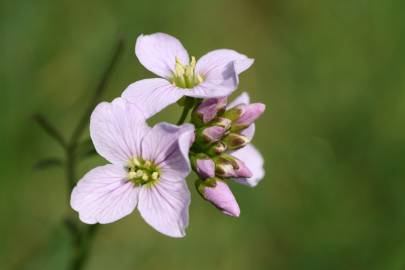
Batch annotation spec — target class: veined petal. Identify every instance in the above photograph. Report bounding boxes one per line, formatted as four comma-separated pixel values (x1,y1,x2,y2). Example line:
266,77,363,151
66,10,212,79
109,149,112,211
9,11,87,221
122,78,185,119
90,98,149,165
142,122,195,178
228,91,250,108
135,33,189,78
70,164,139,224
184,79,236,99
196,49,254,77
138,178,191,238
231,144,264,187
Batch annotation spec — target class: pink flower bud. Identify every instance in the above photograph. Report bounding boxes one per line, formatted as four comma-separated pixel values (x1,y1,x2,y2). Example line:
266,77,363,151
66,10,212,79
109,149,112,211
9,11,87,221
201,126,226,143
210,117,232,130
231,103,265,131
192,97,228,125
233,158,253,178
207,142,227,156
215,155,252,178
198,179,240,217
195,158,215,179
223,133,250,150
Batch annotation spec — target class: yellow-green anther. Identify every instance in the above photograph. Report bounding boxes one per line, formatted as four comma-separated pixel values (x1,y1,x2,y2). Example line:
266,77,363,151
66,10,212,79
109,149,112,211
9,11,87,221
128,171,137,179
134,170,143,178
144,160,152,168
172,55,203,88
142,173,149,181
151,172,159,180
132,158,141,167
190,56,196,68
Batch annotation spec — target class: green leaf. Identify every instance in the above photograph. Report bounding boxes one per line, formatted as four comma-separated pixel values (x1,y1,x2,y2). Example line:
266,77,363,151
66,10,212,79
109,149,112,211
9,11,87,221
33,158,63,170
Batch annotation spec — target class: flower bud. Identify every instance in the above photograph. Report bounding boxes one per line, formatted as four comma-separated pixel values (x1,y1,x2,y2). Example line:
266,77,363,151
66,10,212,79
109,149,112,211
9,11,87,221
231,103,266,132
233,157,253,178
196,178,240,217
195,158,215,179
215,158,236,178
222,133,250,150
214,155,252,178
192,97,228,125
207,142,227,156
210,117,232,130
199,126,226,143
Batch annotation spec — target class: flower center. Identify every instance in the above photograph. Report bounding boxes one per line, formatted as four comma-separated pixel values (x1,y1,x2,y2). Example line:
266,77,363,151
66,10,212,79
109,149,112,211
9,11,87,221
171,56,204,88
127,158,160,186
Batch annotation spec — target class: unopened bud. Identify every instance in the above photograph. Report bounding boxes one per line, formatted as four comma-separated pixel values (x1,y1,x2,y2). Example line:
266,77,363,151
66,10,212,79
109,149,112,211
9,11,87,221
231,103,266,132
210,117,232,130
207,142,227,156
195,158,215,179
233,157,253,178
223,133,250,150
215,155,252,178
192,97,228,125
200,126,226,143
196,178,240,217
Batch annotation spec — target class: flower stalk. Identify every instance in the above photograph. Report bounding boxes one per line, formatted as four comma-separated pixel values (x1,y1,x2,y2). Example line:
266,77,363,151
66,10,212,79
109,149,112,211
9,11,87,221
34,37,124,270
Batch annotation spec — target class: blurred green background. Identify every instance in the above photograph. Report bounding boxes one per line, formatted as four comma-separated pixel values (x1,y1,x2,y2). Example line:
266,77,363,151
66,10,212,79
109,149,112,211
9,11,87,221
1,0,405,269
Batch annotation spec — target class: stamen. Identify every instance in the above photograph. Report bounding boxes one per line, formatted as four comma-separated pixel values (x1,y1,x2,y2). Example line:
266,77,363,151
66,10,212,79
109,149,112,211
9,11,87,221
172,55,204,88
127,158,160,186
151,172,159,180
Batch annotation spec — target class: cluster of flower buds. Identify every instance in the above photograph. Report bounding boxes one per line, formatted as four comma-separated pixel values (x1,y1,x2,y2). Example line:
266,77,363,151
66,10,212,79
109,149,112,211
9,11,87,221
190,96,265,217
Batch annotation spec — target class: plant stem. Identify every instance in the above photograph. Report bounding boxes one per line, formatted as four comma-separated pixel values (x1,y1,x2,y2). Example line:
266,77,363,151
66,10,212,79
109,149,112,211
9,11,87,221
65,37,124,270
176,97,194,125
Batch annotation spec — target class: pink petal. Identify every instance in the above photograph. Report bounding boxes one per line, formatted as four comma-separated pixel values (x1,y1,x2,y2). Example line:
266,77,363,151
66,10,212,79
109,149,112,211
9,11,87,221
231,144,264,187
228,91,250,108
135,33,189,78
240,124,256,140
196,49,254,77
142,123,195,178
70,164,139,224
138,178,191,237
90,98,150,165
122,78,185,119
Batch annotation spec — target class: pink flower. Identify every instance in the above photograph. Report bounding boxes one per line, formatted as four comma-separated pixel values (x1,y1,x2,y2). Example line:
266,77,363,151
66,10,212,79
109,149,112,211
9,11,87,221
70,98,195,238
122,32,254,118
227,92,265,187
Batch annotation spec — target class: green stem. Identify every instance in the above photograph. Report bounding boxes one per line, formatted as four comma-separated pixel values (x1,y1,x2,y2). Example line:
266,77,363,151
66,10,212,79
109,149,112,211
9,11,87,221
176,97,194,125
66,37,124,270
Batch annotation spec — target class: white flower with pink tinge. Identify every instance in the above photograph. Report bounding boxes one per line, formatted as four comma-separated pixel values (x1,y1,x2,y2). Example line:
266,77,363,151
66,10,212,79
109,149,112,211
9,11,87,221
70,98,195,238
122,32,254,118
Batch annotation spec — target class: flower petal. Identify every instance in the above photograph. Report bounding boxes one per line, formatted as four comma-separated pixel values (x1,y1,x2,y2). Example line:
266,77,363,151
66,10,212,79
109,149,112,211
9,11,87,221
241,123,256,140
141,122,195,178
196,49,254,77
90,98,149,165
122,78,185,119
228,91,250,108
70,164,139,224
138,178,191,238
135,33,189,78
184,79,236,99
231,144,264,187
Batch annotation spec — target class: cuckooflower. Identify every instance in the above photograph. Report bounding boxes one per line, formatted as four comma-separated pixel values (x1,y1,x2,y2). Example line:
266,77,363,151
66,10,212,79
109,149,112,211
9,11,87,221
122,32,254,118
70,98,195,238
